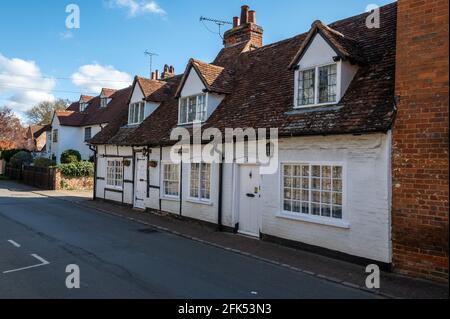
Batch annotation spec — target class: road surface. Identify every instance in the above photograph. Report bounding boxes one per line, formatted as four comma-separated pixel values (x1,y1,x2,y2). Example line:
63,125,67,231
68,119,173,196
0,181,375,299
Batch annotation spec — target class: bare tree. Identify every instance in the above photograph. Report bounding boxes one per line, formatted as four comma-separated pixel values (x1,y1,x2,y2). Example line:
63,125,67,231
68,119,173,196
25,99,69,125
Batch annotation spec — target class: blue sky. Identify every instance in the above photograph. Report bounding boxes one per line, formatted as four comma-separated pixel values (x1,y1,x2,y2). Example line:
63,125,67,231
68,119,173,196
0,0,394,121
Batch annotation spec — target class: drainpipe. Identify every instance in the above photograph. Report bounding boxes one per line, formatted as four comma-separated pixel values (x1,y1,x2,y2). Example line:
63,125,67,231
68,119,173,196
89,145,98,201
179,148,183,217
159,146,162,212
218,159,224,232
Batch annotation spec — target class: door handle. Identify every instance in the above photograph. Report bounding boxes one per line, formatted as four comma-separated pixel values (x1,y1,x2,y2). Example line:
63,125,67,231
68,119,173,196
246,193,256,198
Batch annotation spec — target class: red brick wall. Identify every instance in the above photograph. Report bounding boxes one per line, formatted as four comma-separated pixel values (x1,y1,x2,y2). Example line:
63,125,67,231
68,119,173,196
393,0,449,282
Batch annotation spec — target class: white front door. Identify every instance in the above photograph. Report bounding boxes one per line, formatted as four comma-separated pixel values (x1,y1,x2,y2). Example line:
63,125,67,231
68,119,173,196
238,165,261,237
134,154,147,209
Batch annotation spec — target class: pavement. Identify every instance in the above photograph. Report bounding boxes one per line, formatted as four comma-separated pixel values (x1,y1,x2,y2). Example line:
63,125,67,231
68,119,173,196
0,180,448,299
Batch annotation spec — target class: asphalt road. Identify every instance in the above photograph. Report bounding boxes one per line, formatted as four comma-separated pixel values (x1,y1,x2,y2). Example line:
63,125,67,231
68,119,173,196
0,182,376,299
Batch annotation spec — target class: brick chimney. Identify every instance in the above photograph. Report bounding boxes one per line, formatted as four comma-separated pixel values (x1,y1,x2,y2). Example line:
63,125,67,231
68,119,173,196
161,64,175,79
223,5,264,49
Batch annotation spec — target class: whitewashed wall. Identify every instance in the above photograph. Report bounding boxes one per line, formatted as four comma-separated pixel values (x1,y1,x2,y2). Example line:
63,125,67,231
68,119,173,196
51,116,102,163
96,145,134,205
259,133,392,263
94,132,392,263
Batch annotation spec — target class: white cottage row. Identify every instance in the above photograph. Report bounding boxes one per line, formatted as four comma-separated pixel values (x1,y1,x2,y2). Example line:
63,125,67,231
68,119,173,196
90,4,398,269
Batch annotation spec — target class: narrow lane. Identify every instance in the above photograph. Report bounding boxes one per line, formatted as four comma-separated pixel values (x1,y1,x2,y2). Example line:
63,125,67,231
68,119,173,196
0,182,376,299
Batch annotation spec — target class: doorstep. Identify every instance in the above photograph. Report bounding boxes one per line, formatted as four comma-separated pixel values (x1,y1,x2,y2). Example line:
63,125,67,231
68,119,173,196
30,188,450,299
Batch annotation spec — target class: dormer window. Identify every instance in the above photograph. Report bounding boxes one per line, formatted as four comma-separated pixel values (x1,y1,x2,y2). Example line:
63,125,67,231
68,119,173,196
179,94,207,125
100,98,108,108
80,102,88,112
128,102,145,125
297,63,338,107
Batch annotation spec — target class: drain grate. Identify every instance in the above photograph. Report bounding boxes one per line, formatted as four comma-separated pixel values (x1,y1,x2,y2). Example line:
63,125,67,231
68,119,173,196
137,228,158,234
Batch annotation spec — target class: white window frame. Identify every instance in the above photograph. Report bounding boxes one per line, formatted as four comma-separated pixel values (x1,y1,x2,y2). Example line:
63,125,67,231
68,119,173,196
84,127,92,142
52,129,58,143
80,102,88,112
100,97,108,108
188,162,212,203
178,93,208,125
278,161,349,229
128,102,146,125
294,62,341,108
106,159,124,190
161,162,180,199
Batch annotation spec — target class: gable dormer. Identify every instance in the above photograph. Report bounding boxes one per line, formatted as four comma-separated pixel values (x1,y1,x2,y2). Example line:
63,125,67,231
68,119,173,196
289,21,365,108
100,88,116,108
175,59,231,125
127,76,166,126
79,95,93,112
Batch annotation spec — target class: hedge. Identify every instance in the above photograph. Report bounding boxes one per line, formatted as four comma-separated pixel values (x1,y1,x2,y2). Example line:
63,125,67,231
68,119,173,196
57,161,94,178
33,157,56,168
9,151,33,168
61,150,82,164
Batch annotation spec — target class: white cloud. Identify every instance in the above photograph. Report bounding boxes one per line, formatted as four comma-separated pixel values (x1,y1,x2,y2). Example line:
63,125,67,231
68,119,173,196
71,63,132,93
0,53,56,115
108,0,166,17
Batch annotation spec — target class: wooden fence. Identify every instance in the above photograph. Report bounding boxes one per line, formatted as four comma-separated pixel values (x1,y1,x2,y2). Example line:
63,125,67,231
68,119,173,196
5,165,56,190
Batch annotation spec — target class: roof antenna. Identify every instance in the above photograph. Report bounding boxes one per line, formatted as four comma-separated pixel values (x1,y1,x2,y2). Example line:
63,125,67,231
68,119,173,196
144,50,158,79
199,16,232,40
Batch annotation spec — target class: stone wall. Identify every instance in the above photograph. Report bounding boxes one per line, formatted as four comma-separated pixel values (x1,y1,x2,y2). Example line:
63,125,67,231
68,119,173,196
55,170,93,191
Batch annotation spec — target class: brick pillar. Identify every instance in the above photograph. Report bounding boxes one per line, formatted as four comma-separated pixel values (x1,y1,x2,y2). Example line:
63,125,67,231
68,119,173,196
393,0,449,282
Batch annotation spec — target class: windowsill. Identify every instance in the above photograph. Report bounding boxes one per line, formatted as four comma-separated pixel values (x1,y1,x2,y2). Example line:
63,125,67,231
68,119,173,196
276,211,350,229
105,187,124,192
160,195,180,202
186,198,213,206
177,121,206,127
294,101,339,109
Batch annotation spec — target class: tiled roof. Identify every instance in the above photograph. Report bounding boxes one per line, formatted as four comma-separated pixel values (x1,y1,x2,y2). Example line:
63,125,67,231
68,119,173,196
32,125,51,139
101,88,116,98
289,20,367,68
57,86,132,127
135,76,167,99
80,95,94,103
91,2,397,146
175,59,235,97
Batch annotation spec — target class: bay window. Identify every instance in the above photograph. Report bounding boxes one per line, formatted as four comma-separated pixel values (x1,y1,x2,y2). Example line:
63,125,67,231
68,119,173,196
163,164,180,197
282,163,343,220
179,94,207,124
106,159,123,189
189,163,211,201
128,102,145,125
297,63,338,107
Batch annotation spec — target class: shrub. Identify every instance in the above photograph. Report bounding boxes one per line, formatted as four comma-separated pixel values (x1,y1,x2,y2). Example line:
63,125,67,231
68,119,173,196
9,151,32,168
61,150,81,164
58,161,94,178
0,149,25,162
33,157,56,168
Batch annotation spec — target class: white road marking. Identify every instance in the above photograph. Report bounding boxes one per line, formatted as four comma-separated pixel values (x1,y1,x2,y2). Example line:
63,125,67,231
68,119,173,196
7,240,21,248
2,254,50,274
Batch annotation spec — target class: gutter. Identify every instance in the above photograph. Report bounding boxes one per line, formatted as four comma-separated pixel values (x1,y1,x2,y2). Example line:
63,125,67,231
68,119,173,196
89,145,98,201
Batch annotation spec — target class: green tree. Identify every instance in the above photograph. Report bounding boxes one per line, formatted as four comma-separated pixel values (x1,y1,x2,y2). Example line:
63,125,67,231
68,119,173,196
25,99,70,125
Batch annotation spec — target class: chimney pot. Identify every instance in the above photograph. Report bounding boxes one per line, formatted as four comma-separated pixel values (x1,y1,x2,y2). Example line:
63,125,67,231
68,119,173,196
233,16,240,28
248,10,256,24
151,72,155,80
169,65,174,73
155,70,159,80
240,5,249,25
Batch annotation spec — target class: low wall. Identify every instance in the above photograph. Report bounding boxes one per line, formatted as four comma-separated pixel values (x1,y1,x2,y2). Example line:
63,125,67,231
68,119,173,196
55,170,93,191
